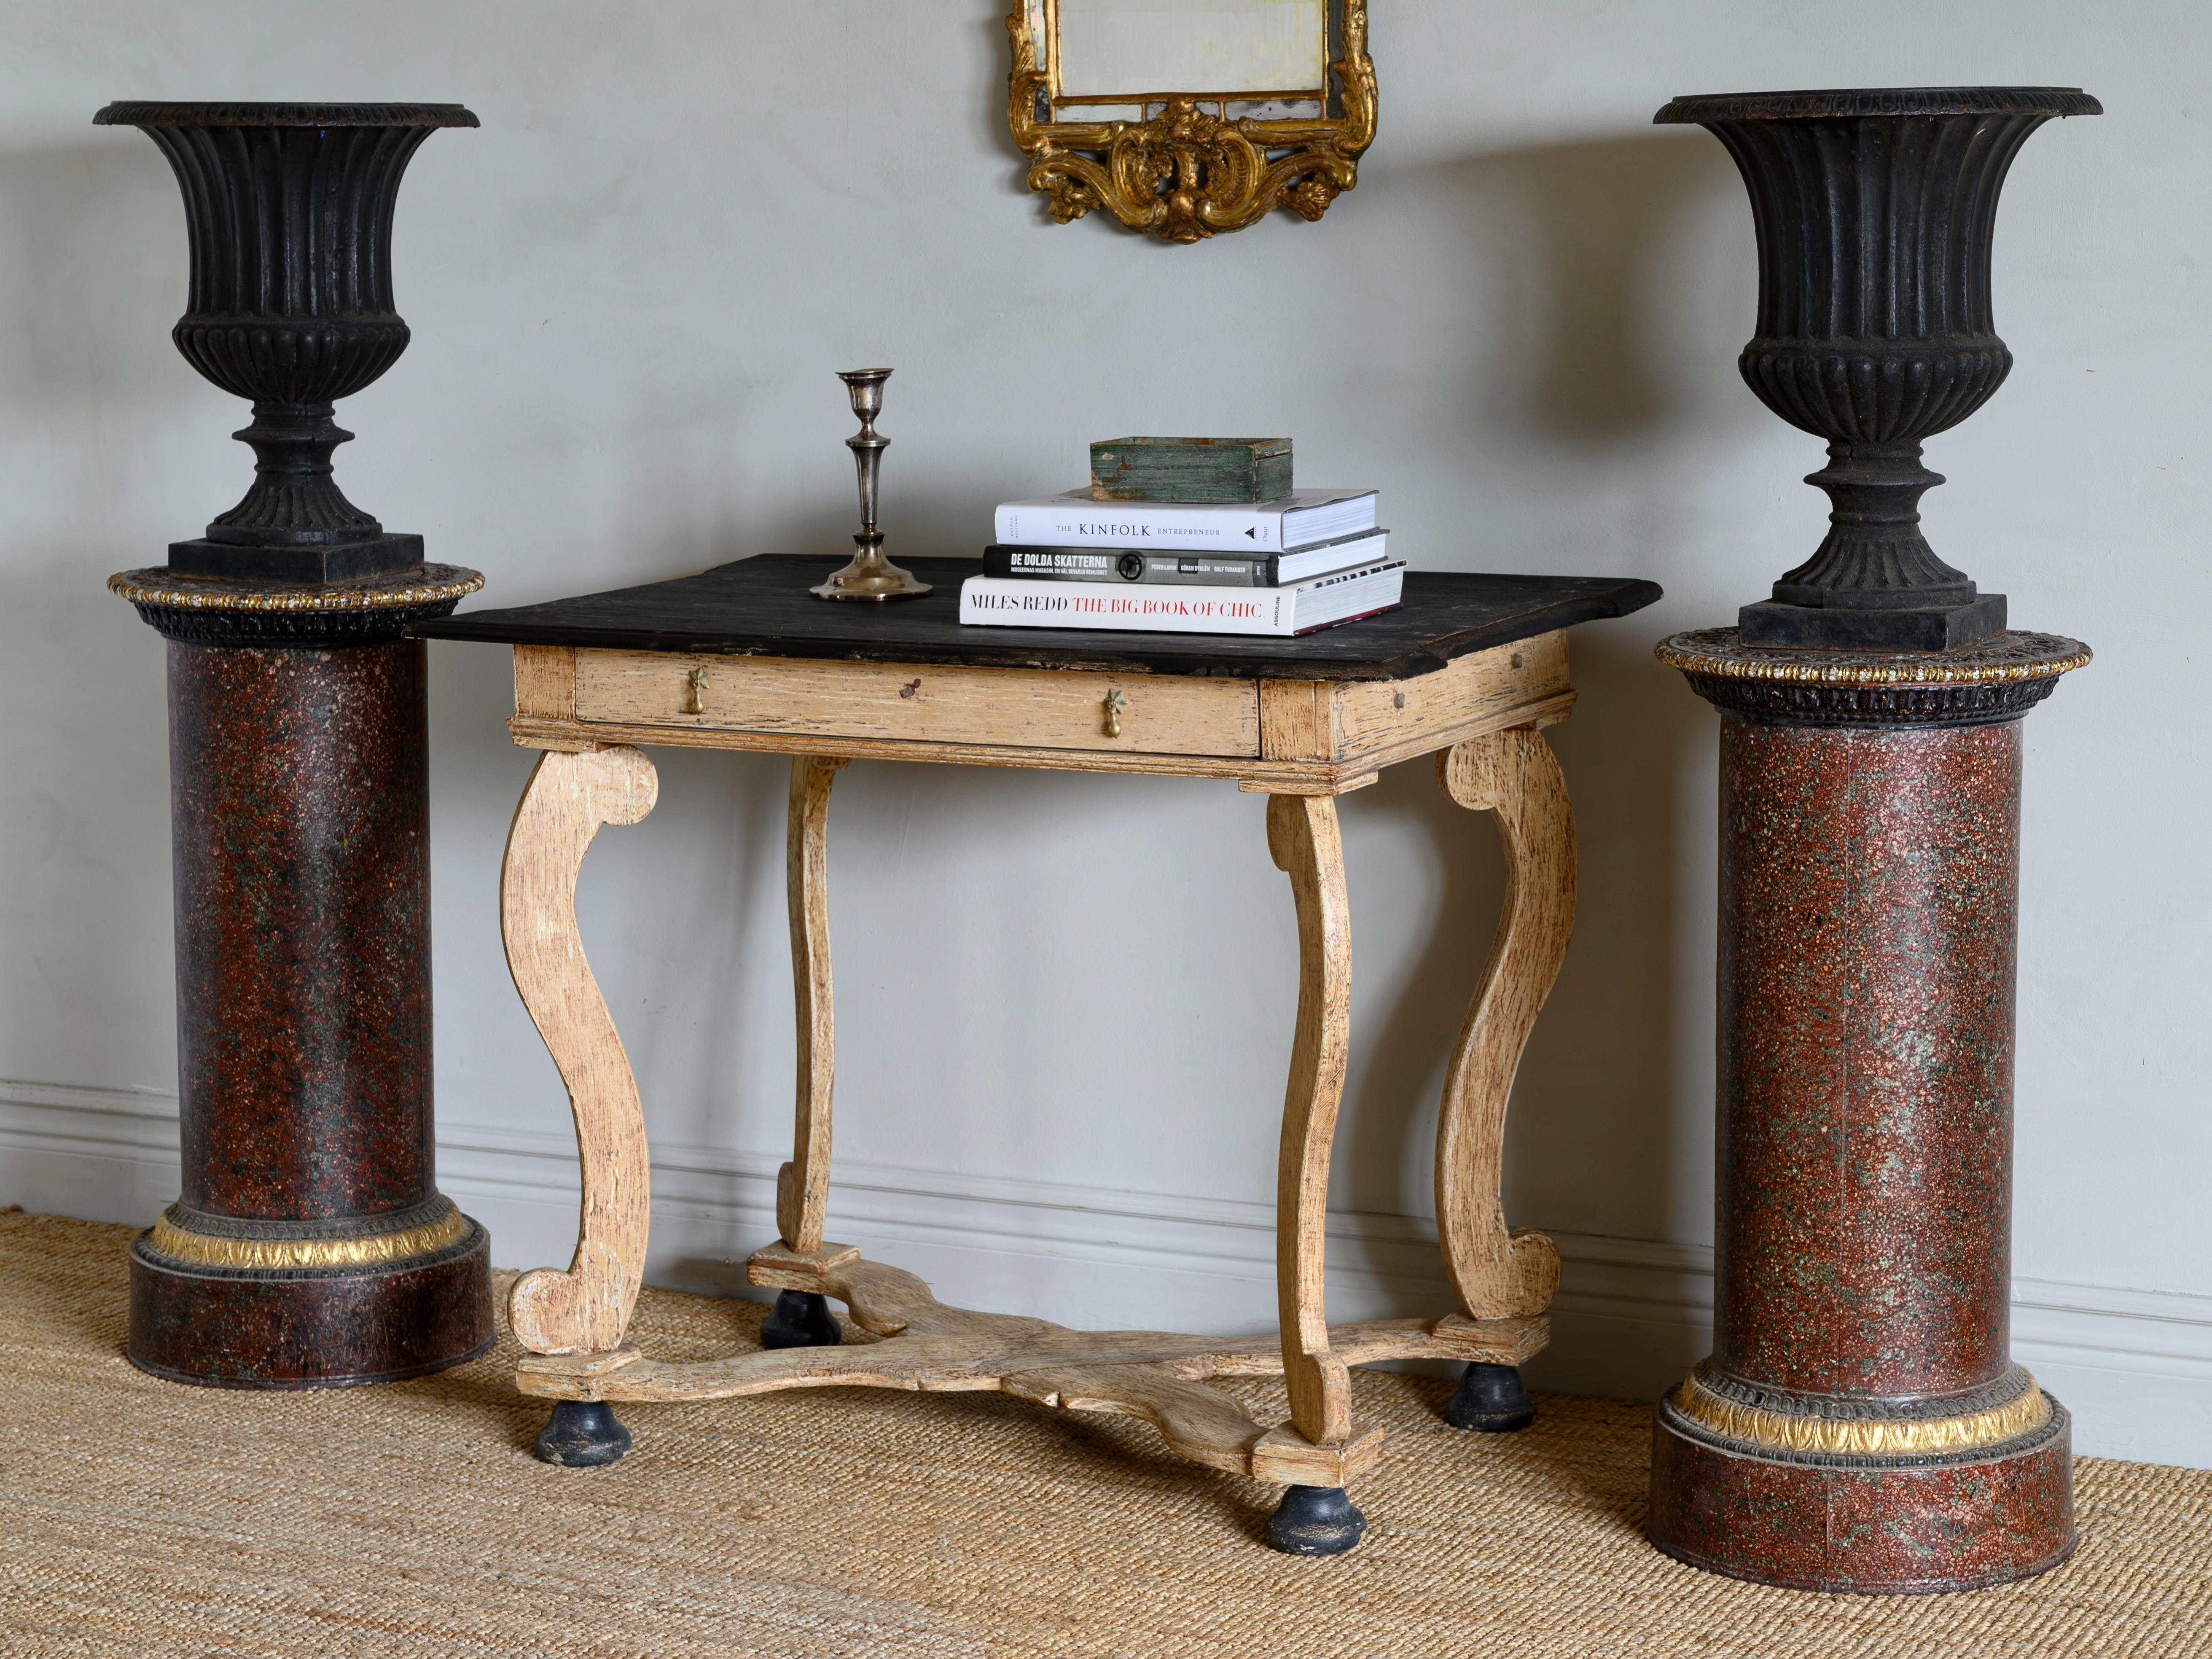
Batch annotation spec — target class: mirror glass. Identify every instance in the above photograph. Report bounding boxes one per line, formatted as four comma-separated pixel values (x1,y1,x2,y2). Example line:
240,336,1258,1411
1054,0,1328,99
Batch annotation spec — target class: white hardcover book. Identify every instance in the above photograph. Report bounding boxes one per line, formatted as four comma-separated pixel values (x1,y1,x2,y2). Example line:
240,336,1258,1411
959,559,1405,637
992,487,1378,552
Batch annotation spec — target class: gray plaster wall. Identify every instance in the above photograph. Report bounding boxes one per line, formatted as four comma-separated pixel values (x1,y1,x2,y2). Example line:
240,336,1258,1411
0,1,2203,1461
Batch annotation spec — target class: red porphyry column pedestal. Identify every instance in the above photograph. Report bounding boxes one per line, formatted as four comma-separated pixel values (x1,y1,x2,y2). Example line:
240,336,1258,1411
1648,629,2090,1594
110,570,494,1387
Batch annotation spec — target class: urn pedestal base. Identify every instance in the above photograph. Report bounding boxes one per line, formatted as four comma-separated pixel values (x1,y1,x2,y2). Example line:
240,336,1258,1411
167,532,427,584
1738,593,2008,652
1648,1393,2075,1594
128,1216,493,1389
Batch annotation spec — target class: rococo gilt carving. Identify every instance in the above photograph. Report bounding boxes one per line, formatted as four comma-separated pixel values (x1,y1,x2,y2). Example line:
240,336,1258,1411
1006,1,1375,243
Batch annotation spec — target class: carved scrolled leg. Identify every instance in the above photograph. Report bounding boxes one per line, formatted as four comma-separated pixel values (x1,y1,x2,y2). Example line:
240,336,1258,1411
1433,729,1575,1428
777,755,848,1256
767,756,851,1351
1264,793,1363,1538
500,745,660,1360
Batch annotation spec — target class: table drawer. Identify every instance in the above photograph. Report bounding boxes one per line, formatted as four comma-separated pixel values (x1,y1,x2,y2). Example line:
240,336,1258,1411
571,651,1262,758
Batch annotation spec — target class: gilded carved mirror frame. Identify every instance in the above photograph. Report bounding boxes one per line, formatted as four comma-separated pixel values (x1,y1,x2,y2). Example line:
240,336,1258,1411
1005,0,1375,243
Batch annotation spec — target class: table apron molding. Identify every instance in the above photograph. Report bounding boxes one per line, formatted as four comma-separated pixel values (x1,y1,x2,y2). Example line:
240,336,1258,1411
502,694,1574,792
503,634,1575,795
5,1081,2209,1403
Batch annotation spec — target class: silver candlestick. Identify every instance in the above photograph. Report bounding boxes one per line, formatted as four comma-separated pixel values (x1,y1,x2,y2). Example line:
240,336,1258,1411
812,368,931,600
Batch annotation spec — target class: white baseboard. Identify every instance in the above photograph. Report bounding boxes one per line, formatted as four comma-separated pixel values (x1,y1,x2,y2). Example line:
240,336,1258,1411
5,1077,2207,1468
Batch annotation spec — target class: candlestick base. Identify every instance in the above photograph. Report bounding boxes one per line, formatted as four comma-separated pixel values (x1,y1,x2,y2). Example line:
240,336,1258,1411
812,539,932,601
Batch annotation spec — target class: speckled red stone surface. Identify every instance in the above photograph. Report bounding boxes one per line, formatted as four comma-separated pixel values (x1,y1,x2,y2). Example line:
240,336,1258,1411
1715,715,2020,1396
129,637,490,1386
1648,708,2071,1591
1649,1404,2075,1594
128,1227,492,1389
169,640,435,1221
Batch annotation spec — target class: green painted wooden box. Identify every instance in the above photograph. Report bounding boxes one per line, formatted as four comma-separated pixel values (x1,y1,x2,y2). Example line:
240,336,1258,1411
1089,436,1293,503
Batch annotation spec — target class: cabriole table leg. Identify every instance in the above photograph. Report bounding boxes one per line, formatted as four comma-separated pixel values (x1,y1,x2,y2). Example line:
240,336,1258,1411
499,744,661,1465
762,753,852,1351
1261,792,1372,1554
1432,729,1573,1430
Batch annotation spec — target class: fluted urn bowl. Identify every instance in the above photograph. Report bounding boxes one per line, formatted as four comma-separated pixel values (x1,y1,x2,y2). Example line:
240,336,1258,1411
1654,88,2100,649
95,102,478,581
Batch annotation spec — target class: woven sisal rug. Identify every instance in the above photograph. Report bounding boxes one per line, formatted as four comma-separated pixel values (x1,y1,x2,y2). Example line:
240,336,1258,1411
1,1210,2207,1657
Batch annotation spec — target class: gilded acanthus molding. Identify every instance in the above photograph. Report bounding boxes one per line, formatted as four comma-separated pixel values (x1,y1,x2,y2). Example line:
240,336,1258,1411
1669,1364,2053,1458
147,1201,472,1271
1005,3,1375,244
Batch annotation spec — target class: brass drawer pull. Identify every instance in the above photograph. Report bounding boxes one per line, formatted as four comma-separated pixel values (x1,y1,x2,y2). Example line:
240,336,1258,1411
684,667,707,715
1103,688,1126,738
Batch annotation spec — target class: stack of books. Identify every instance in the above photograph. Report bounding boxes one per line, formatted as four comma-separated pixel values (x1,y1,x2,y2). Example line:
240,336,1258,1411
957,439,1403,637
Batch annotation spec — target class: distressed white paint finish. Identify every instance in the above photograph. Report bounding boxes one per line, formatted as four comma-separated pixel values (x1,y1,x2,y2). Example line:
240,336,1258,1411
1054,0,1327,98
0,0,2205,1463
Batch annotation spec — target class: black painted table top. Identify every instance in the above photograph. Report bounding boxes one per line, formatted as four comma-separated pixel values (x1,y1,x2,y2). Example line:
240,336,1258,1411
414,555,1663,682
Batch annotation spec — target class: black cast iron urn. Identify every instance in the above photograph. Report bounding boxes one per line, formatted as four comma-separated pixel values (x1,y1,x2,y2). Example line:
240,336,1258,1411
94,101,480,583
1654,88,2101,650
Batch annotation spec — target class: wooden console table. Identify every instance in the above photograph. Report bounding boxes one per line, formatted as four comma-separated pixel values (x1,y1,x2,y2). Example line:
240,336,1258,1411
416,555,1659,1554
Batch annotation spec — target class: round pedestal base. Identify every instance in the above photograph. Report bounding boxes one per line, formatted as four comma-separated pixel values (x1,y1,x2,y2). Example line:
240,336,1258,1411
1647,1394,2075,1594
127,1221,494,1388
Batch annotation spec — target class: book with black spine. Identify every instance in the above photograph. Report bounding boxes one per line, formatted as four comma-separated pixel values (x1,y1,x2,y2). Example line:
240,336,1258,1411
981,529,1389,588
958,559,1406,637
991,487,1378,552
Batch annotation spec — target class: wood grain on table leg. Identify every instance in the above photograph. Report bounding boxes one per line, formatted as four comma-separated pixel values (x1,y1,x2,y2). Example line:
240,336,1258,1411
778,755,849,1253
500,745,660,1355
1266,792,1357,1449
1433,728,1573,1320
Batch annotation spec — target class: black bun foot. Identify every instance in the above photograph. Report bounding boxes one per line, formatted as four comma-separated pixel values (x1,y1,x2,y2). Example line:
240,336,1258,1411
1265,1484,1368,1555
1443,1361,1537,1432
533,1399,632,1467
759,1289,843,1350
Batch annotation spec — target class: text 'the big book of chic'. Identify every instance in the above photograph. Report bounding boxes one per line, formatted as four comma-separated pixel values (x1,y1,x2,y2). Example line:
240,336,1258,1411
958,559,1406,637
